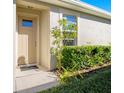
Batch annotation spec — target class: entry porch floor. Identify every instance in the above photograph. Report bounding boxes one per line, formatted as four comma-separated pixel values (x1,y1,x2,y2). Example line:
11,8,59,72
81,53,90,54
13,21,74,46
14,67,58,93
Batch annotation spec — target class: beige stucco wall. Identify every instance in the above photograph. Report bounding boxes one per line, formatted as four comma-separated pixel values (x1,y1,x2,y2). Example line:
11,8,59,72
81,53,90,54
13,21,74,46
49,6,111,46
16,7,41,65
16,0,56,70
49,6,111,45
49,6,60,70
16,6,51,70
16,1,111,70
78,13,111,45
13,3,16,93
49,6,111,70
40,10,51,69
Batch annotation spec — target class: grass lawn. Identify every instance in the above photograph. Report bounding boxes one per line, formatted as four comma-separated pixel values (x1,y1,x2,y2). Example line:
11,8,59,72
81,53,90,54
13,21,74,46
38,66,111,93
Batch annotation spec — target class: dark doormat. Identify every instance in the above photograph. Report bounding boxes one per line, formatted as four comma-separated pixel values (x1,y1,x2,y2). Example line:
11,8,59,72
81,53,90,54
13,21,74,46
20,65,39,71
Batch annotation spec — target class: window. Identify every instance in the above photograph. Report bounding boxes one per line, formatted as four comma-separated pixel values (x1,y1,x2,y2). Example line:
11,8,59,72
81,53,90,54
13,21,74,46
22,19,33,27
63,14,77,46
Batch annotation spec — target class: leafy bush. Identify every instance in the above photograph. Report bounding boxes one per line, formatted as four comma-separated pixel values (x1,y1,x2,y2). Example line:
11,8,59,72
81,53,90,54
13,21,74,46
61,46,111,71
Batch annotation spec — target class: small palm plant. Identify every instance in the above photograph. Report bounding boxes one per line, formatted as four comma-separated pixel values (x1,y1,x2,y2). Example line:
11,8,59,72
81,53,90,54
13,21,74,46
51,19,77,71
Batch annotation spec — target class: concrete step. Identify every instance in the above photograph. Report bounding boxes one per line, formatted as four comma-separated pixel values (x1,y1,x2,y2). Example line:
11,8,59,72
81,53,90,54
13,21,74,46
14,70,58,93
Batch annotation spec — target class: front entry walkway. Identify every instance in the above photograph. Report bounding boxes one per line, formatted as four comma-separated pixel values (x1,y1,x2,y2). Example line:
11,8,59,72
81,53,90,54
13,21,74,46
14,67,58,93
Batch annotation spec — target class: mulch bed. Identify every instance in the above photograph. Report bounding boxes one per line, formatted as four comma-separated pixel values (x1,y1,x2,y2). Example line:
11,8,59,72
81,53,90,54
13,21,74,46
56,62,111,78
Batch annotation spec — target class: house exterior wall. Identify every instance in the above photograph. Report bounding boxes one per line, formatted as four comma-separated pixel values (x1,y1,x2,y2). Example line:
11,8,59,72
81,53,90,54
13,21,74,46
16,7,51,69
49,6,60,69
49,5,111,70
49,6,111,46
16,0,111,70
13,2,16,93
40,10,51,69
78,13,111,45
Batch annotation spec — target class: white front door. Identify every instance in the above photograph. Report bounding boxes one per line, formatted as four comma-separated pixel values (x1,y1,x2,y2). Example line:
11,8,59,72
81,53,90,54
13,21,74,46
18,16,37,66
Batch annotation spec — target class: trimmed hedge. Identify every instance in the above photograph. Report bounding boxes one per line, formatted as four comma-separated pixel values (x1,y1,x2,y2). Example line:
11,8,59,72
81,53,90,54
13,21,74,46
61,46,111,71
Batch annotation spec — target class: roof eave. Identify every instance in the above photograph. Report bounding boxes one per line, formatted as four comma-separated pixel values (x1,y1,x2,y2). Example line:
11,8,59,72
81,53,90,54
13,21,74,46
38,0,111,19
60,0,111,19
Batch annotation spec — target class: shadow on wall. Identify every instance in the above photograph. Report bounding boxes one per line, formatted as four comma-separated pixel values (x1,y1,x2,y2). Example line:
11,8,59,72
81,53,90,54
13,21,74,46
49,5,111,24
80,12,111,24
50,55,57,71
18,56,26,66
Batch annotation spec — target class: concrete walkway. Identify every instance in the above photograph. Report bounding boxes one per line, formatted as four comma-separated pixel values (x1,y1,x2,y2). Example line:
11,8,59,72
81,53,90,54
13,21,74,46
14,68,58,93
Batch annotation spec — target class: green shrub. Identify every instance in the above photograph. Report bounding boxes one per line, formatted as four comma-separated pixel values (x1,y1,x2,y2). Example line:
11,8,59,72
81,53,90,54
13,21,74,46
61,46,111,71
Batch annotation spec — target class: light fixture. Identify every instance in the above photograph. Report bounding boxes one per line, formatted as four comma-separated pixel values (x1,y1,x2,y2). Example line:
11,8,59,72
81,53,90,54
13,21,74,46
26,6,33,9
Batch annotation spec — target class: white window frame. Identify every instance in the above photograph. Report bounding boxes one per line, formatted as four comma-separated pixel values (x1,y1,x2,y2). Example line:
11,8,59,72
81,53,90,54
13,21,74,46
62,14,78,46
